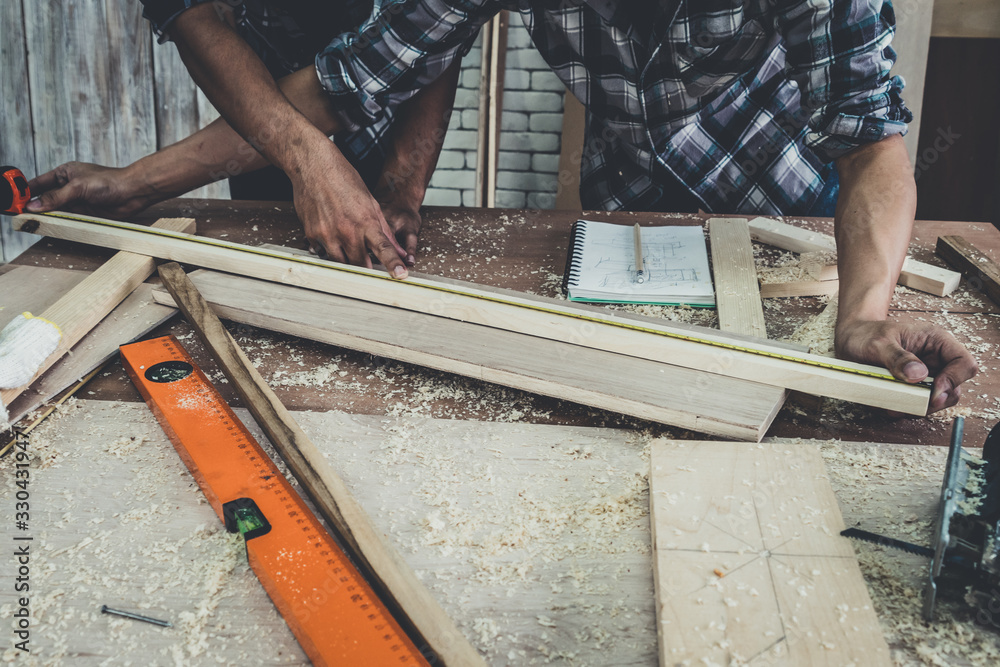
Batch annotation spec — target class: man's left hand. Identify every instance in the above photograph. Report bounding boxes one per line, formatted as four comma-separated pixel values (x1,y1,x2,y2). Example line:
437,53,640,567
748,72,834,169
835,319,979,414
379,201,422,267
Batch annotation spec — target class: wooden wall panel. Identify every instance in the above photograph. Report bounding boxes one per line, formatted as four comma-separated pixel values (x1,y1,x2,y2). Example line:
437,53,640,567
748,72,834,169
892,0,935,160
0,0,39,261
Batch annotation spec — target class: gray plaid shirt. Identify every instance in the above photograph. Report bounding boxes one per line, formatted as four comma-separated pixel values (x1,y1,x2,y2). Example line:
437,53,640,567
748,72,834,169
316,0,911,214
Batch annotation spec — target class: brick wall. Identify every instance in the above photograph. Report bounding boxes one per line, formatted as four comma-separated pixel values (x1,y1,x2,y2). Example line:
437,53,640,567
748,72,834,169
423,21,566,209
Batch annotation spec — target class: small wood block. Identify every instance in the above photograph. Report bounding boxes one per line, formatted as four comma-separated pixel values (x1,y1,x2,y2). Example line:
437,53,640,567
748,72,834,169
747,217,837,254
649,439,890,666
936,235,1000,305
897,257,961,297
709,218,768,339
760,280,841,299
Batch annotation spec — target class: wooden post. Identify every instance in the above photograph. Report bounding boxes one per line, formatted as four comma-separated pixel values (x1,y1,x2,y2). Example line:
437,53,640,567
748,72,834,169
474,11,508,207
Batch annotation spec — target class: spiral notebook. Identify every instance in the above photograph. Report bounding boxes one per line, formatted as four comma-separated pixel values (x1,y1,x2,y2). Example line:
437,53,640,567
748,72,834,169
561,220,715,306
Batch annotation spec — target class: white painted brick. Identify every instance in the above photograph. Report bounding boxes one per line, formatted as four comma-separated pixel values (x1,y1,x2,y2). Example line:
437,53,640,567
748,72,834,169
530,71,567,92
435,151,466,170
434,169,477,189
531,153,561,173
441,130,479,150
454,88,480,108
460,68,481,89
497,170,543,191
503,91,563,113
462,189,478,207
529,113,564,133
503,69,530,90
495,189,527,208
423,187,462,206
499,131,560,152
465,152,479,169
505,24,534,49
505,48,549,70
501,111,528,131
498,151,531,171
461,109,480,129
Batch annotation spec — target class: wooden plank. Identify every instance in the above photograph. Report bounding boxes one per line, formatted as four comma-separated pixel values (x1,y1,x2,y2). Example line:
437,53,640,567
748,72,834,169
0,0,39,261
892,0,935,159
0,217,193,409
760,280,841,299
152,269,784,440
709,218,768,338
554,91,585,210
649,439,891,666
748,217,960,296
931,0,1000,38
1,267,176,426
14,212,932,414
156,263,485,666
474,12,508,208
936,235,1000,305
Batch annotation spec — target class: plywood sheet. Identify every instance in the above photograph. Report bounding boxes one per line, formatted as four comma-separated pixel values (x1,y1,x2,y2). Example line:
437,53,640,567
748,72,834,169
649,439,891,666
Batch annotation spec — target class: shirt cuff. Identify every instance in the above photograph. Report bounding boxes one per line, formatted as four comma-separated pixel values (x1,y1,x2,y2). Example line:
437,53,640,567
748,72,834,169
140,0,215,43
805,75,913,163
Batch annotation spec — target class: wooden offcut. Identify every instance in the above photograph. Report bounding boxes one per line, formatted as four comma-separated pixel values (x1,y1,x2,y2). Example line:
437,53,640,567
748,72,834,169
759,280,841,299
152,269,785,441
709,217,768,338
156,263,485,667
747,217,961,296
649,439,890,666
0,217,193,409
936,235,1000,305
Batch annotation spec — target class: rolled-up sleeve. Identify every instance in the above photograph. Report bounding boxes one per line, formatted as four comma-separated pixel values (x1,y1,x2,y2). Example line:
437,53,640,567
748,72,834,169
316,0,496,131
139,0,215,43
777,0,912,162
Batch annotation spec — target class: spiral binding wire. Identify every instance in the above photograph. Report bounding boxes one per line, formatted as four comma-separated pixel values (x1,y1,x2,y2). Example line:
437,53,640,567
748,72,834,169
561,220,587,294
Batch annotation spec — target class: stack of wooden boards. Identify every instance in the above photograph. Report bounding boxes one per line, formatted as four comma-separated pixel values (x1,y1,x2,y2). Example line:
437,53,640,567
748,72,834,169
14,212,934,443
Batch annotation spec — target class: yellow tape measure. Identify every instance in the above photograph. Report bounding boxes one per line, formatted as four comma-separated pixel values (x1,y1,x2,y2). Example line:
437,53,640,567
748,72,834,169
45,211,916,385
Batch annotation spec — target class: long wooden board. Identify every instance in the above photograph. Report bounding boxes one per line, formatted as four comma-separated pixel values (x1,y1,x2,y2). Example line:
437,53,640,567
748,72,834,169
1,217,193,409
15,212,930,414
747,217,960,296
936,235,1000,306
709,218,768,338
0,266,177,426
152,270,784,440
649,439,891,666
156,264,484,666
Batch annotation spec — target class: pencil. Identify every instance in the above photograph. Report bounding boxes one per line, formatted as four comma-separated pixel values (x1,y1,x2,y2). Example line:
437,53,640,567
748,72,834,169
633,223,645,284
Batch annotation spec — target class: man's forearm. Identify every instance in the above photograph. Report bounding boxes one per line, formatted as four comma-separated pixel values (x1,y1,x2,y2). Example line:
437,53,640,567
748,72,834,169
833,134,916,327
373,62,462,209
168,4,343,183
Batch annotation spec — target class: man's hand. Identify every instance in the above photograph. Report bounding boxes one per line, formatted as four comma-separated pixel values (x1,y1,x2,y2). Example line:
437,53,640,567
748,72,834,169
25,162,160,218
377,199,422,267
292,141,409,276
835,319,979,414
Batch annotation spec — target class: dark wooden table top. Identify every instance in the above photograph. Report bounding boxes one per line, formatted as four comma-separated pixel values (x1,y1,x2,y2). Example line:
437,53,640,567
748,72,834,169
12,200,1000,446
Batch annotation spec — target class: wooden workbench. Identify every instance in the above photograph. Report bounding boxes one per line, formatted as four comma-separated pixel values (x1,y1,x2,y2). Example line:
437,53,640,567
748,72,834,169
10,200,1000,445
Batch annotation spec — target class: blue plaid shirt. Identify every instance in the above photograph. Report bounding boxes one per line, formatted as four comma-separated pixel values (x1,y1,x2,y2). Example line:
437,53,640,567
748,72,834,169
316,0,911,214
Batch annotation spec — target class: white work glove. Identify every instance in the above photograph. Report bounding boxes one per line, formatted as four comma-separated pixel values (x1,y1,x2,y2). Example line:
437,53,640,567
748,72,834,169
0,313,62,426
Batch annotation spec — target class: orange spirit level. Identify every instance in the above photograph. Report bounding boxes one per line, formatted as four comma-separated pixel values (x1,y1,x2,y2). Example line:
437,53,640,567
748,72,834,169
121,335,429,666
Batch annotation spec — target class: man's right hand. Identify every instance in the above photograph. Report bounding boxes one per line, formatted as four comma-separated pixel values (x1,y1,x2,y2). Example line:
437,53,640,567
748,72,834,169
292,139,409,277
26,162,160,218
